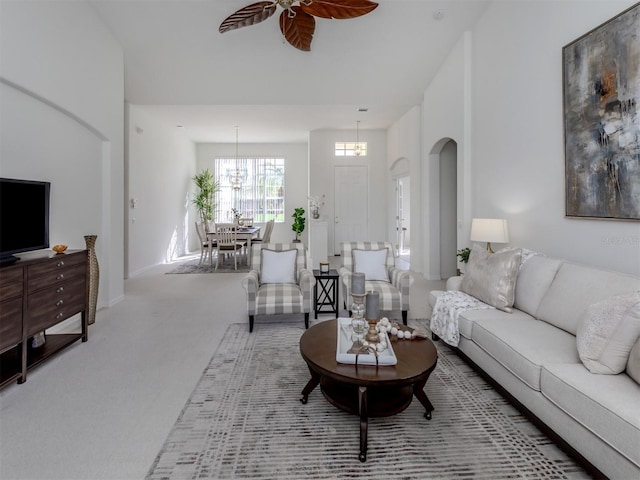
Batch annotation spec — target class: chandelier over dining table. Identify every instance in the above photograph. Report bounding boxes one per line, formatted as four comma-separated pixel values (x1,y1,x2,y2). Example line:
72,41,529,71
228,125,247,191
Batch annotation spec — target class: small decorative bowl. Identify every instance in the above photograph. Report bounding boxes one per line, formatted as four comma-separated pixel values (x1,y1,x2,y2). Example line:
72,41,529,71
52,244,68,254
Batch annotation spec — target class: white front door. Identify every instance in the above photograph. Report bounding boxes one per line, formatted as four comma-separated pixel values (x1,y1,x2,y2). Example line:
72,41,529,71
334,165,368,254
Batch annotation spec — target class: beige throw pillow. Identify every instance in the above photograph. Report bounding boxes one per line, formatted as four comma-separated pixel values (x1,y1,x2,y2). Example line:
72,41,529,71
460,244,522,312
576,291,640,374
627,337,640,384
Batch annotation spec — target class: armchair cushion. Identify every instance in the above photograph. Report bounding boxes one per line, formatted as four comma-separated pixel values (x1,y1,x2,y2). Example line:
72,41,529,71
260,248,297,284
353,248,389,282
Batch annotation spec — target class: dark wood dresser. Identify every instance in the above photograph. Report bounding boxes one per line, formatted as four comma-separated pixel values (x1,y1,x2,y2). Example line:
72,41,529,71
0,250,89,388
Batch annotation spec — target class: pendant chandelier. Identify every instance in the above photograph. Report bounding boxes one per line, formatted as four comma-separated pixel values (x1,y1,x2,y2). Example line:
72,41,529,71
355,120,363,156
228,126,246,191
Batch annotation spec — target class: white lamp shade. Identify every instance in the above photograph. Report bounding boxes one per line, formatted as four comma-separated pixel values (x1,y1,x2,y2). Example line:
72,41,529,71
470,218,509,243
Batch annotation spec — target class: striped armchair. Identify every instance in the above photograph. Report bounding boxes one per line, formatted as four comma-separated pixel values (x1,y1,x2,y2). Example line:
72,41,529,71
241,243,316,332
339,242,413,325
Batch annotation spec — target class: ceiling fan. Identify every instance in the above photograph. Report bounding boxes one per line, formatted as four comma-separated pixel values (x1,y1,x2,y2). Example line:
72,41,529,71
219,0,379,52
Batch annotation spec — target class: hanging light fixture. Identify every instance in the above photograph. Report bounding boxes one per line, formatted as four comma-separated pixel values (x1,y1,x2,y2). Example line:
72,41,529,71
354,120,366,156
228,125,245,191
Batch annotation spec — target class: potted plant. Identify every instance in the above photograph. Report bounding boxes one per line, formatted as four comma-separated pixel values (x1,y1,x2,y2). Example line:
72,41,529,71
192,169,218,228
456,247,471,275
291,207,306,242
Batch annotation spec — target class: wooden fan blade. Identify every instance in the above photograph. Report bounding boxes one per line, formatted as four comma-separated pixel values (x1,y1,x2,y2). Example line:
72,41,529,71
219,1,277,33
280,7,315,52
300,0,378,20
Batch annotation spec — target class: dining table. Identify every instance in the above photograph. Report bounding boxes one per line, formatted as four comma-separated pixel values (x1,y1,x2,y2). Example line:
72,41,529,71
206,225,261,267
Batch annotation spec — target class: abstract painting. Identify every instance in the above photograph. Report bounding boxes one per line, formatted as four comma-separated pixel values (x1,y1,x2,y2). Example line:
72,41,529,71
563,3,640,220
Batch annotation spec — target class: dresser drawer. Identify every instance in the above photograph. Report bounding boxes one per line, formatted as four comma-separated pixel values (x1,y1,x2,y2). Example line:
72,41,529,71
27,251,86,279
0,298,22,352
0,267,23,300
26,276,86,336
27,263,87,294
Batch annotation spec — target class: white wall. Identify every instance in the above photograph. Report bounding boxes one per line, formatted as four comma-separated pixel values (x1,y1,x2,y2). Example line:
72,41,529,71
421,33,471,280
309,129,388,255
126,106,196,277
196,143,308,244
414,0,639,279
0,1,124,308
472,0,639,276
387,106,422,269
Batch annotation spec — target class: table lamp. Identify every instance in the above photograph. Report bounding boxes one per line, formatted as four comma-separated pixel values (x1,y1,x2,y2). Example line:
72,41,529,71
470,218,509,253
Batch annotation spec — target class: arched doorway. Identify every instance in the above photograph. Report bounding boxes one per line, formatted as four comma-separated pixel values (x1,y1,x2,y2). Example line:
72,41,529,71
425,138,459,280
390,158,411,268
439,140,457,278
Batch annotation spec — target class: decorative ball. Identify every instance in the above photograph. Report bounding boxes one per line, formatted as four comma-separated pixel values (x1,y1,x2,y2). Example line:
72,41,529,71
391,327,398,335
376,343,385,352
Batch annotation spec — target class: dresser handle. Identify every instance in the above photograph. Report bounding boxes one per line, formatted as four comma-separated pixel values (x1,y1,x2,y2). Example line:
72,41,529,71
56,312,64,319
57,274,64,280
57,287,64,293
56,300,64,306
57,261,65,267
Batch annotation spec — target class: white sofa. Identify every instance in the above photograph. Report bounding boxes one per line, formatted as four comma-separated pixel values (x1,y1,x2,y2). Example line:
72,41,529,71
429,252,640,479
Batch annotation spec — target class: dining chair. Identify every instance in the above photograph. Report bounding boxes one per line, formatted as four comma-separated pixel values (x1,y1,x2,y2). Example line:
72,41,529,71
215,223,244,270
195,221,213,265
252,219,274,244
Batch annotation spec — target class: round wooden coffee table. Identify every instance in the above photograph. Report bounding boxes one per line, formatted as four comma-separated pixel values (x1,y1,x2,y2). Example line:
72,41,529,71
299,319,438,462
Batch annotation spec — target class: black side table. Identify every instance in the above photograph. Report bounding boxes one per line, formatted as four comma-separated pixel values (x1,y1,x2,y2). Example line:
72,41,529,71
313,269,340,318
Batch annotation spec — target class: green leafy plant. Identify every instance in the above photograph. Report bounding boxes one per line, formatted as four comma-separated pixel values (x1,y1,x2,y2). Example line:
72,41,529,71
291,207,306,241
457,247,471,263
192,169,219,227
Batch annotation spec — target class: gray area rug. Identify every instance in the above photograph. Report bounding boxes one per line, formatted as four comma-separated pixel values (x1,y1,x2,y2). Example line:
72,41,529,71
146,320,588,479
166,257,250,274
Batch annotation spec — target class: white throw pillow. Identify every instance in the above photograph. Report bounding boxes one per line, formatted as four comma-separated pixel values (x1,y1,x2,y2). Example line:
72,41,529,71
460,244,522,312
260,249,297,284
576,291,640,374
352,249,389,282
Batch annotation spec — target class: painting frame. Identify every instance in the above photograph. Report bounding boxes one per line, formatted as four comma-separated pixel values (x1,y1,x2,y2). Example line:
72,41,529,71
563,3,640,221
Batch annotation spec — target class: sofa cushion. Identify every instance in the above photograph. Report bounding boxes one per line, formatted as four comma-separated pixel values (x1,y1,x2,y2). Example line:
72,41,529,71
461,245,522,312
513,255,563,317
536,263,640,335
576,291,640,374
627,337,640,384
428,290,444,310
458,307,535,341
471,316,579,391
541,363,640,468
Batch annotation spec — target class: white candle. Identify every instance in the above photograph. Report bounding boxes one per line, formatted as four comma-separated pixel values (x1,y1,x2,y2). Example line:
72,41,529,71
351,272,365,295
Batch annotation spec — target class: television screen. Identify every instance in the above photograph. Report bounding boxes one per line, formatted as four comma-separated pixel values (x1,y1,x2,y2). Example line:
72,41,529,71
0,178,50,264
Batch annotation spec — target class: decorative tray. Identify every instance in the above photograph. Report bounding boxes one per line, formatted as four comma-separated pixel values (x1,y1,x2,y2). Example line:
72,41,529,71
336,317,397,366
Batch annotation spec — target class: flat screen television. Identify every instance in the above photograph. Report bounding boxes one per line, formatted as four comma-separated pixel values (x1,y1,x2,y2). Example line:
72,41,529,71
0,178,51,265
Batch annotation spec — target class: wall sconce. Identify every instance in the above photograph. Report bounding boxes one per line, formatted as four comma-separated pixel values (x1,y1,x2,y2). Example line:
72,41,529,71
470,218,509,253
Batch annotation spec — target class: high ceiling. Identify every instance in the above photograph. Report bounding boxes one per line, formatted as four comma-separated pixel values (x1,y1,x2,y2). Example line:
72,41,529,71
90,0,489,142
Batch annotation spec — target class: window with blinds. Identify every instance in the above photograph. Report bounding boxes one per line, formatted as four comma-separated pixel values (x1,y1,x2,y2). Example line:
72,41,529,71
214,158,285,223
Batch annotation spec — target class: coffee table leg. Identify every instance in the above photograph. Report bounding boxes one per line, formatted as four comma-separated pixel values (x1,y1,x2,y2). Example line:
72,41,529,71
359,386,368,462
413,376,435,420
300,369,320,404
